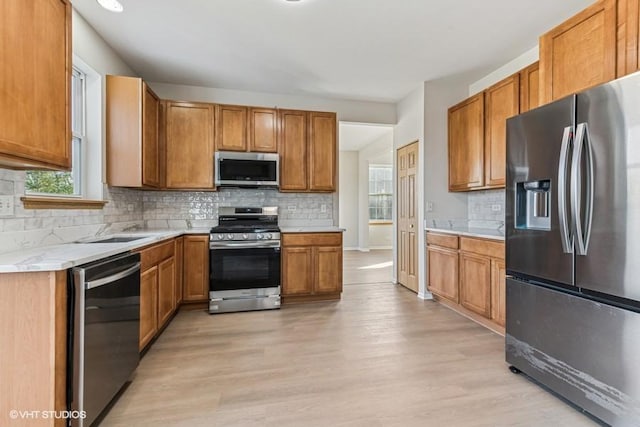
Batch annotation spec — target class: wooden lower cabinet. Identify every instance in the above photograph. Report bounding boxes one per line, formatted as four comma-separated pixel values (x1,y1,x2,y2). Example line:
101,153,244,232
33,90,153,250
281,233,343,301
175,236,184,305
157,257,176,326
427,231,505,331
427,246,459,303
491,259,507,327
182,235,210,303
136,239,178,350
459,252,491,317
139,266,159,350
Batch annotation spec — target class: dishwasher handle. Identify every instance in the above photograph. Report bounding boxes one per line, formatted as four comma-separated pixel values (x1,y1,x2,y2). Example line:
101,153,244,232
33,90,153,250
85,262,141,290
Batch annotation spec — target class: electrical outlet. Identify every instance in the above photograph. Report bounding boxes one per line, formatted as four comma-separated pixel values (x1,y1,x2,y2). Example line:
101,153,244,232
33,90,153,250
287,205,297,213
491,204,502,212
320,204,327,213
427,201,434,212
0,195,14,216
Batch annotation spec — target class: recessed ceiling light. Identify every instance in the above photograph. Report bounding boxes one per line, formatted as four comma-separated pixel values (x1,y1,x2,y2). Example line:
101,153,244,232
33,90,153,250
97,0,124,13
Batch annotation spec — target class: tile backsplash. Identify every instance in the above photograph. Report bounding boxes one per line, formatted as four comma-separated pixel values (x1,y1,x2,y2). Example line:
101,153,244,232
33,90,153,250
143,188,334,229
0,167,334,254
468,189,505,226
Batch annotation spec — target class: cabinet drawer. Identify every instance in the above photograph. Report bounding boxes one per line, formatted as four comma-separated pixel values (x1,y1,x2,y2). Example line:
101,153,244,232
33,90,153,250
426,232,459,249
460,237,504,259
138,239,175,271
282,233,342,247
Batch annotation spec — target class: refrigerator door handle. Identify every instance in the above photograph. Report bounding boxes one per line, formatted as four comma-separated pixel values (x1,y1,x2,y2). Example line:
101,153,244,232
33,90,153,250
557,126,573,254
571,122,595,256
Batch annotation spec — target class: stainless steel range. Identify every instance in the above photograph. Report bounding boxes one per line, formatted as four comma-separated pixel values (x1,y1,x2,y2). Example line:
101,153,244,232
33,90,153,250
209,207,281,314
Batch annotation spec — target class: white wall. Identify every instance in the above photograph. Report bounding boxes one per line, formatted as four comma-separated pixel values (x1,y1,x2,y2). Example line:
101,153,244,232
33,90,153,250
469,46,539,96
149,82,396,125
339,151,359,249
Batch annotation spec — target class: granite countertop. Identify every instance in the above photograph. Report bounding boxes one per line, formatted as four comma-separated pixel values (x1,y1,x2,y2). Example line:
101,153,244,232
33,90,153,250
280,226,345,233
0,229,211,273
425,226,505,241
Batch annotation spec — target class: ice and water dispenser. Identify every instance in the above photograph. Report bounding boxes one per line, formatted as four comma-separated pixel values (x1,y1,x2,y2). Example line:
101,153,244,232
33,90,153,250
515,179,551,231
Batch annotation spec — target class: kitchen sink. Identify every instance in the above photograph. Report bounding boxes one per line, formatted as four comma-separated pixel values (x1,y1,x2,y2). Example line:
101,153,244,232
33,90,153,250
79,236,148,244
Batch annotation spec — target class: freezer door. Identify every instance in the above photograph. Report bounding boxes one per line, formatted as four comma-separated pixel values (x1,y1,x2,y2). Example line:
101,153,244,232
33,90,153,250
506,96,575,286
575,75,640,302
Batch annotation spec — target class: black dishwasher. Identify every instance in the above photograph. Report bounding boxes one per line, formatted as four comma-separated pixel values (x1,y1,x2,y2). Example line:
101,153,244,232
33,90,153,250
68,252,141,427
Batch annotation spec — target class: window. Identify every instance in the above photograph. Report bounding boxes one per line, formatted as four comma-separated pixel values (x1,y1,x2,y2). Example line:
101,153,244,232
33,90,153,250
26,68,85,196
368,164,392,222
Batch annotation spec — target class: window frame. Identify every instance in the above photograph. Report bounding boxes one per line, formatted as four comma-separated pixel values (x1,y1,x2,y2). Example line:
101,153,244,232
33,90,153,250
368,164,393,224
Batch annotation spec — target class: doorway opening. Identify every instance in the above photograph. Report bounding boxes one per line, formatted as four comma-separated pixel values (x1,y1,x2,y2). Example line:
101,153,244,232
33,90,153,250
338,122,394,286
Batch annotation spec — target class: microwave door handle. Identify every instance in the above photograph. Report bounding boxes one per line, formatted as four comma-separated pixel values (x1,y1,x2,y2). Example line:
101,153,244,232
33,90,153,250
571,123,594,256
558,126,573,254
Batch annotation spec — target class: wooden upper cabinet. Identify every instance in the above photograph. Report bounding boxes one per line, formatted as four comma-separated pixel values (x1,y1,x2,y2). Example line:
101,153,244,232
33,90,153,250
215,104,248,152
0,0,71,170
165,102,215,190
106,76,160,188
308,112,337,192
448,93,485,191
618,0,640,76
249,108,278,153
484,74,519,188
279,109,308,191
519,61,540,113
540,0,617,103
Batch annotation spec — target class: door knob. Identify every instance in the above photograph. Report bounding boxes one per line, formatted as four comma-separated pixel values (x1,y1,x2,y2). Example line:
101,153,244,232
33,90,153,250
410,224,414,228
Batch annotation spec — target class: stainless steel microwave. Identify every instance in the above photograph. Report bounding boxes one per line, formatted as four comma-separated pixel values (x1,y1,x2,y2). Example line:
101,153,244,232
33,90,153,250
215,151,279,188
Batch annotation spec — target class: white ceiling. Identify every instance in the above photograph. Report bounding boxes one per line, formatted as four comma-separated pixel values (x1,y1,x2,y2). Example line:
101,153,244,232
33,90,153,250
74,0,593,103
339,123,393,151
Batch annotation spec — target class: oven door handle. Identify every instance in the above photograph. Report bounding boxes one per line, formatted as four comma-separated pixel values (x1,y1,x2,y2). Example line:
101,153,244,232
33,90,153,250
209,241,281,249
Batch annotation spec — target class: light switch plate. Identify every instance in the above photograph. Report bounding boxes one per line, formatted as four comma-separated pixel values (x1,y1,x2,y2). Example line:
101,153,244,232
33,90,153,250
320,204,327,213
0,195,14,216
287,205,297,213
427,201,434,212
491,204,502,212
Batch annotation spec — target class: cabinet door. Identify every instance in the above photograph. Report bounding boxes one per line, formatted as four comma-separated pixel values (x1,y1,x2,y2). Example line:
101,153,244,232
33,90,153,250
157,257,176,328
308,112,337,192
314,246,343,294
140,266,158,350
0,0,71,170
215,104,248,152
459,252,491,317
540,0,617,103
282,247,313,296
519,62,540,113
427,246,459,303
491,259,507,327
619,0,640,76
175,237,184,305
165,102,215,189
448,93,484,191
484,74,519,188
249,108,278,153
183,235,210,302
279,110,308,191
142,84,160,187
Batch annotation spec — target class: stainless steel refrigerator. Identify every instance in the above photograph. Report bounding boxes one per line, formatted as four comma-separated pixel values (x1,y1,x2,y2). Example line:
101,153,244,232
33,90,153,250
506,72,640,426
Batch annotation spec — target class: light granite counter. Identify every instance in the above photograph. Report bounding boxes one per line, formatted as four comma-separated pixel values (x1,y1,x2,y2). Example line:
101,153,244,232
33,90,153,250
280,226,345,233
0,229,211,273
425,227,504,241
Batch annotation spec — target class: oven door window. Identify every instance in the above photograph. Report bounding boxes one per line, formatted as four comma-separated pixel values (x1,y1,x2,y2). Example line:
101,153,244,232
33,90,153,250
210,247,281,291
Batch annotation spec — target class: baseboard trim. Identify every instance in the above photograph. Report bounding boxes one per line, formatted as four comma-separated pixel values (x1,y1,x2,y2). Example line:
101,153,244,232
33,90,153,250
417,291,433,300
343,247,360,251
369,246,392,250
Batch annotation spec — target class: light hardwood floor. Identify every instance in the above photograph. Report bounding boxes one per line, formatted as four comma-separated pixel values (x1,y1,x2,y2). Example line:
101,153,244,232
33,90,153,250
100,281,597,427
343,249,393,285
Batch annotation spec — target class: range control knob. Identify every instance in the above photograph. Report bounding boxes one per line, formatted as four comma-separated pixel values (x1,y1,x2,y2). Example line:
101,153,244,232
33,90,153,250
256,234,263,240
217,234,224,240
242,234,249,240
227,234,234,240
265,233,272,240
